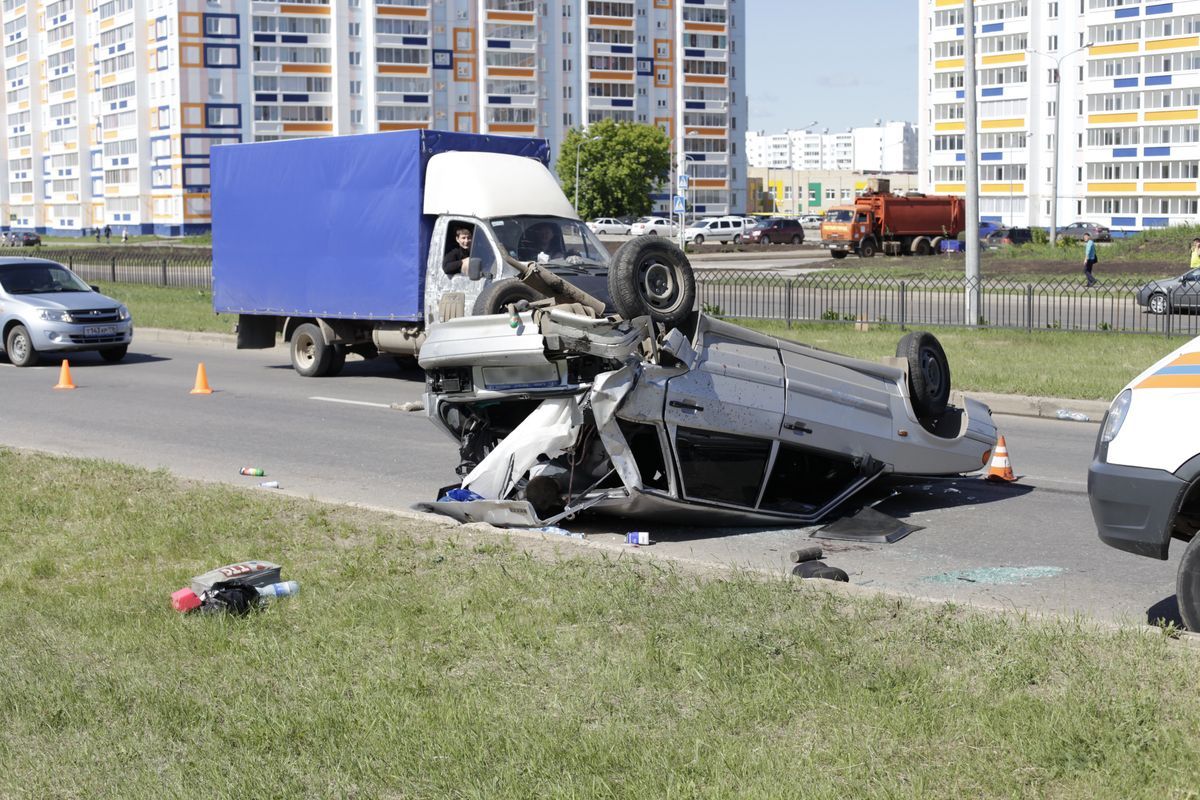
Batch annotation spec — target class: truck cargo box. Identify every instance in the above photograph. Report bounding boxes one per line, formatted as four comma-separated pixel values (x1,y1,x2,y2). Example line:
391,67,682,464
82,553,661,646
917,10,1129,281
211,130,550,322
860,194,963,238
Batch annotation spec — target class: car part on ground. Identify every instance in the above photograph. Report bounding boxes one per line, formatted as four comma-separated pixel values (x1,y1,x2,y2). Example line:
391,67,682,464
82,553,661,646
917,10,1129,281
416,244,997,529
1089,335,1200,629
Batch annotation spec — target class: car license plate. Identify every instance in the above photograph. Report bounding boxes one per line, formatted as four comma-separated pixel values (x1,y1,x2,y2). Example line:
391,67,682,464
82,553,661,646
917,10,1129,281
84,325,115,336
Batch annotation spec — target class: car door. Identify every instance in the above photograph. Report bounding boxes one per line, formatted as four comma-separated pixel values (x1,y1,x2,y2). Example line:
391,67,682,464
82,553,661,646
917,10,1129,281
1175,269,1200,309
664,323,784,508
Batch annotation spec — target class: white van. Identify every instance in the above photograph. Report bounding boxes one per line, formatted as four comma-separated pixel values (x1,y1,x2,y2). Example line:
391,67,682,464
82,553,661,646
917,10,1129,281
683,217,745,245
1089,333,1200,628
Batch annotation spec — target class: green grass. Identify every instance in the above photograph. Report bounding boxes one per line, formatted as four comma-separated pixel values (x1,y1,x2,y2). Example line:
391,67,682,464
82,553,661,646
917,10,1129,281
4,448,1200,798
95,282,235,334
735,321,1180,400
39,232,213,246
990,223,1200,264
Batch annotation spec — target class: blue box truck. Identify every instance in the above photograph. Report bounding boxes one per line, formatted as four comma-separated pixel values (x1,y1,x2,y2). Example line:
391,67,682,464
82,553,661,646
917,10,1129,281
212,130,613,377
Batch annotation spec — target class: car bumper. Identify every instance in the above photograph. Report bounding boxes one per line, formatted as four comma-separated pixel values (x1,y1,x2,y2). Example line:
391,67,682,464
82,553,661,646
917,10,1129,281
1088,457,1186,559
29,320,134,352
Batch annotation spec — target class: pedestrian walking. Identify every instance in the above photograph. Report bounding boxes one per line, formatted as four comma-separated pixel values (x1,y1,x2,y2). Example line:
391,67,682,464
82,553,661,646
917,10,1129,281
1083,233,1098,287
1190,237,1200,270
121,228,128,243
103,224,112,242
95,227,101,242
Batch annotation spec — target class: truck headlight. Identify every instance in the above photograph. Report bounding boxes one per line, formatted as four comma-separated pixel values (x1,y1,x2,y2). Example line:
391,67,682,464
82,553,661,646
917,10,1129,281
117,305,131,321
1100,389,1132,444
38,309,71,322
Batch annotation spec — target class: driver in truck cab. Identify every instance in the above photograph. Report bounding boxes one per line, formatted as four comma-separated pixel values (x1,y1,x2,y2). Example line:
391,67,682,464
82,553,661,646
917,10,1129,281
442,224,475,276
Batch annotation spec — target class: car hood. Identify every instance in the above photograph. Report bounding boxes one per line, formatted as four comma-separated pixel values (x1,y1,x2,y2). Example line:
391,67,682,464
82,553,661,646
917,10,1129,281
8,291,122,311
1140,277,1183,294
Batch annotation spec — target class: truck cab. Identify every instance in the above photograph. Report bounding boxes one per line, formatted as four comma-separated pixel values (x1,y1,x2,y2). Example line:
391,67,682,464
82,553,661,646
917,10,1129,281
820,206,873,259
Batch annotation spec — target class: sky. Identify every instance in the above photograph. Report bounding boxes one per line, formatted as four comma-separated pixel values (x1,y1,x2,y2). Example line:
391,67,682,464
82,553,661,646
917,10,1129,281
745,0,919,135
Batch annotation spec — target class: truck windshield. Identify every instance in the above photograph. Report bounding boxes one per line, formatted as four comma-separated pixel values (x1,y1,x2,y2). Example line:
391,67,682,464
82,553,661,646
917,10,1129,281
824,209,854,223
490,216,609,267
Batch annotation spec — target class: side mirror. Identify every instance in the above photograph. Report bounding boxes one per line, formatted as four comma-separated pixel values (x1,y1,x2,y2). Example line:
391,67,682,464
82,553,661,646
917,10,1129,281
466,257,483,281
90,285,100,293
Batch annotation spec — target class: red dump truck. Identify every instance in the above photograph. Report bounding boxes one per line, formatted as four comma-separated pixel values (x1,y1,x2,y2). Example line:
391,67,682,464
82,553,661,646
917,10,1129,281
819,190,965,259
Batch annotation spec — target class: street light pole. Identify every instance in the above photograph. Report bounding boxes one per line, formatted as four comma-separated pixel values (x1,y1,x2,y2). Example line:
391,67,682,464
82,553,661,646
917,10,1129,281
573,132,600,213
1031,42,1092,245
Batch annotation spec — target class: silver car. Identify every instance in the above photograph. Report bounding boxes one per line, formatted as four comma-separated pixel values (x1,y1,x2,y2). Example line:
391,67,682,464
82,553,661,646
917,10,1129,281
0,258,133,367
418,308,997,527
1137,268,1200,315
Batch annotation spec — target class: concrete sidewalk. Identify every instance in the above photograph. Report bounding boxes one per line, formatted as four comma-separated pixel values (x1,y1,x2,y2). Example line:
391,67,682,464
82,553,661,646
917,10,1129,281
137,327,1112,422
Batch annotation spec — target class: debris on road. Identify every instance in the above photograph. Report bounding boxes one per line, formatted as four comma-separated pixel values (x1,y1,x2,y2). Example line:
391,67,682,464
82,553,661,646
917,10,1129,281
392,400,425,412
812,506,922,544
790,561,850,582
922,566,1065,586
1056,408,1091,422
171,560,299,615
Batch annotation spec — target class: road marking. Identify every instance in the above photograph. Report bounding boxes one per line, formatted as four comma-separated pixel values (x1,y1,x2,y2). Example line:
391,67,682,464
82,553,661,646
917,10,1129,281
309,396,393,409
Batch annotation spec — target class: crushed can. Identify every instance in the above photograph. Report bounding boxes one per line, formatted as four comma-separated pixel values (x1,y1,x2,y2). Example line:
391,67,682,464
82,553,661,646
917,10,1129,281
625,531,650,546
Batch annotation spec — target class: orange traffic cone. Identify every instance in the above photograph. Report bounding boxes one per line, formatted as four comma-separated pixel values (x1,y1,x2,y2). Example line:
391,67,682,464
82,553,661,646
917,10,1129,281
190,362,213,395
53,359,76,390
984,435,1017,482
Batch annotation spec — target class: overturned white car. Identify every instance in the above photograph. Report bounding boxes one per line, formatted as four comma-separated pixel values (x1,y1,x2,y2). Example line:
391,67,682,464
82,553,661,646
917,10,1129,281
418,238,997,527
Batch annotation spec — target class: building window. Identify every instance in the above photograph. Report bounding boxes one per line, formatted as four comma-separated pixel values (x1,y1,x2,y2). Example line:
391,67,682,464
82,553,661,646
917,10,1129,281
350,80,362,95
349,50,361,66
348,22,360,37
208,77,222,96
351,109,363,125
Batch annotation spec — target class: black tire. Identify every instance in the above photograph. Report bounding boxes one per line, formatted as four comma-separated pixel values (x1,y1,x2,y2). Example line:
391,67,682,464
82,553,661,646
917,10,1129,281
290,322,334,377
326,344,347,377
99,345,128,363
1149,292,1169,315
1177,534,1200,630
859,239,877,258
472,278,543,316
693,234,705,246
733,234,742,244
791,235,802,245
896,331,951,419
608,235,696,329
760,235,771,245
913,238,932,256
646,230,657,236
6,324,39,367
830,251,848,260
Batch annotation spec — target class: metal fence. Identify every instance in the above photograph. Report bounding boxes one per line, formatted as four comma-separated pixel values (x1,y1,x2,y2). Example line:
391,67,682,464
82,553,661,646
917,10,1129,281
695,270,1200,338
34,248,214,289
23,246,1197,338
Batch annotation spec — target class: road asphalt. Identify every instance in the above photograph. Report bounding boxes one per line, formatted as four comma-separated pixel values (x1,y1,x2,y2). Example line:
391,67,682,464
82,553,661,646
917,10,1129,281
136,327,1115,423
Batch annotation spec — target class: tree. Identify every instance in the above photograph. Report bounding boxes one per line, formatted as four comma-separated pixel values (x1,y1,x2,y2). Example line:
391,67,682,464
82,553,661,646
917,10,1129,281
556,120,671,220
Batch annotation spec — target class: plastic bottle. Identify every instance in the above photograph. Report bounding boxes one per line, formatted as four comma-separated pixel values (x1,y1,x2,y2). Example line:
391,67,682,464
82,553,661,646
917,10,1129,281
239,467,265,477
256,580,299,599
259,481,280,489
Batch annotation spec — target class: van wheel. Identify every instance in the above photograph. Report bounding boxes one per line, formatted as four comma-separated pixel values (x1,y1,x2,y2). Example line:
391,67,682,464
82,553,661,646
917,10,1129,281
692,234,705,246
1149,292,1168,315
609,235,696,330
6,324,38,367
290,322,334,377
733,234,742,244
896,331,950,420
472,278,543,316
859,239,877,258
1177,535,1200,630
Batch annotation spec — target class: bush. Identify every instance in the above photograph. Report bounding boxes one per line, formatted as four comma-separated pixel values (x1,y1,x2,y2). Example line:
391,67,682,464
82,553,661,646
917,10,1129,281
1032,227,1049,245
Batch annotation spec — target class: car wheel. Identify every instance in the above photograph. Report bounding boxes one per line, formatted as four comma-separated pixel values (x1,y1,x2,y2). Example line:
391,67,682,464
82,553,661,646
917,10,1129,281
99,345,128,363
791,235,802,245
646,230,657,236
608,235,696,330
896,331,951,420
1177,533,1200,631
859,239,877,258
290,322,335,377
1149,292,1169,315
733,234,742,244
692,234,705,246
760,235,771,245
5,324,39,368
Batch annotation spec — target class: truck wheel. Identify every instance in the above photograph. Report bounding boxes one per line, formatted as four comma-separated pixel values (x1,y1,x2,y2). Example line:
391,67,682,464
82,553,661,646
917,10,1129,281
5,324,39,367
830,251,848,260
931,237,944,254
472,278,543,316
897,331,951,420
859,239,877,258
1177,534,1200,630
290,322,334,377
912,237,932,256
326,344,347,377
608,235,696,330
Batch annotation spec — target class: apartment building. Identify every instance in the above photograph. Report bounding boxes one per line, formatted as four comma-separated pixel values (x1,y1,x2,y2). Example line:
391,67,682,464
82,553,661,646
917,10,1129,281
918,0,1200,231
0,0,746,237
746,122,918,173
